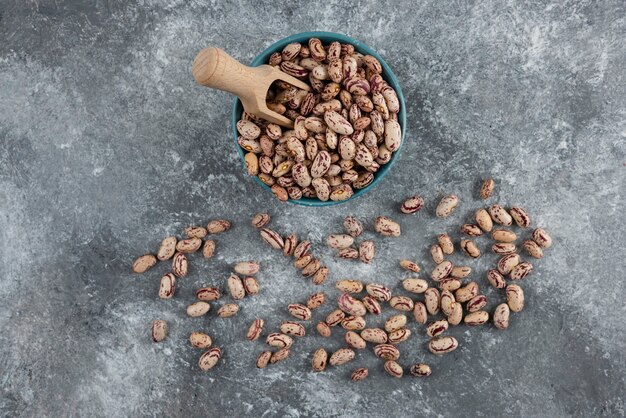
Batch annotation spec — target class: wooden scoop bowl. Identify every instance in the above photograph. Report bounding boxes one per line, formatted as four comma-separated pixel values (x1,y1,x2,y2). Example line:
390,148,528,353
192,46,310,128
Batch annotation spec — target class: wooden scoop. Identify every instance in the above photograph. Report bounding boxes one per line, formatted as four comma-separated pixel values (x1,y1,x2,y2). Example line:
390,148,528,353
192,46,310,128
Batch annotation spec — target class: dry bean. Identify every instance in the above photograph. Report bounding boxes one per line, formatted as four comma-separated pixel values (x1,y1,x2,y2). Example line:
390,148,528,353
362,295,382,315
266,333,293,349
460,239,481,258
270,348,290,364
282,234,298,256
247,319,265,341
388,328,411,344
389,296,414,312
271,185,288,202
447,302,463,326
523,240,544,259
196,287,221,301
301,258,321,277
306,292,326,309
385,314,407,333
187,302,210,317
217,303,239,318
237,120,261,140
510,206,531,228
479,178,495,199
234,261,260,275
498,253,520,275
455,281,478,303
345,331,367,349
437,234,454,254
293,240,311,259
413,301,428,324
426,319,449,338
343,216,364,237
475,208,493,232
198,347,221,371
425,288,440,315
401,195,425,214
374,216,401,237
338,293,367,317
227,274,245,300
359,240,375,263
260,228,284,249
288,303,312,320
438,278,462,292
202,240,216,259
157,237,177,261
428,336,459,355
430,245,444,264
158,273,176,299
509,261,533,281
133,254,156,274
506,284,525,312
294,254,313,269
351,368,369,381
151,320,168,342
464,311,489,326
402,278,428,294
436,195,459,218
460,224,483,236
399,259,421,273
336,279,364,293
384,361,404,378
176,238,201,253
361,328,388,344
486,269,506,289
256,351,272,369
338,248,359,259
374,344,400,361
329,348,355,366
450,266,471,279
440,290,455,315
488,205,513,226
341,316,366,331
492,229,517,243
189,332,212,349
467,295,488,312
532,227,553,248
366,283,392,302
312,348,328,372
316,321,332,337
326,309,346,326
493,304,511,330
492,242,517,255
312,266,329,285
431,260,453,281
384,120,402,152
326,234,354,249
207,220,231,234
409,363,432,377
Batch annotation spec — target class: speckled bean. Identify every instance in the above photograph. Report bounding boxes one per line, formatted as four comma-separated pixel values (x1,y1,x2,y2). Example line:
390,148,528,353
506,284,524,312
493,303,510,330
436,195,459,218
428,336,458,355
488,205,512,226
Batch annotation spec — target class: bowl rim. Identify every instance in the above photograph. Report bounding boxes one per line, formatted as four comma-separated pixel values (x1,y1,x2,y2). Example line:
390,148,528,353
232,30,406,206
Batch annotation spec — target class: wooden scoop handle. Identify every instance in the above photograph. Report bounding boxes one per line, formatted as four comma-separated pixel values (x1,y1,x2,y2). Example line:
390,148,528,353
192,47,262,98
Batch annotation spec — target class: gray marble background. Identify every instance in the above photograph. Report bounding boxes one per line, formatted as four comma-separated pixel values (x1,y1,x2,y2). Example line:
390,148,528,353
1,1,624,417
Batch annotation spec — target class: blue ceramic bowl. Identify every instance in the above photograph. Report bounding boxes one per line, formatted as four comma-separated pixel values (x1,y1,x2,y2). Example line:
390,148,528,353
232,31,406,206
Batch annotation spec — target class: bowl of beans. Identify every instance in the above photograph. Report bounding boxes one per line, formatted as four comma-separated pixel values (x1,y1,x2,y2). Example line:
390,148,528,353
233,31,406,206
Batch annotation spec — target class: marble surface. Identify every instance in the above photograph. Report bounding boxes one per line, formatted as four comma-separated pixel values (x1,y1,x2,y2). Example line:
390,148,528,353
0,1,624,417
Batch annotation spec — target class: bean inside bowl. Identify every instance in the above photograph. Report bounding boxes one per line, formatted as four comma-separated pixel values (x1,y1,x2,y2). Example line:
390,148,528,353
233,31,406,206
